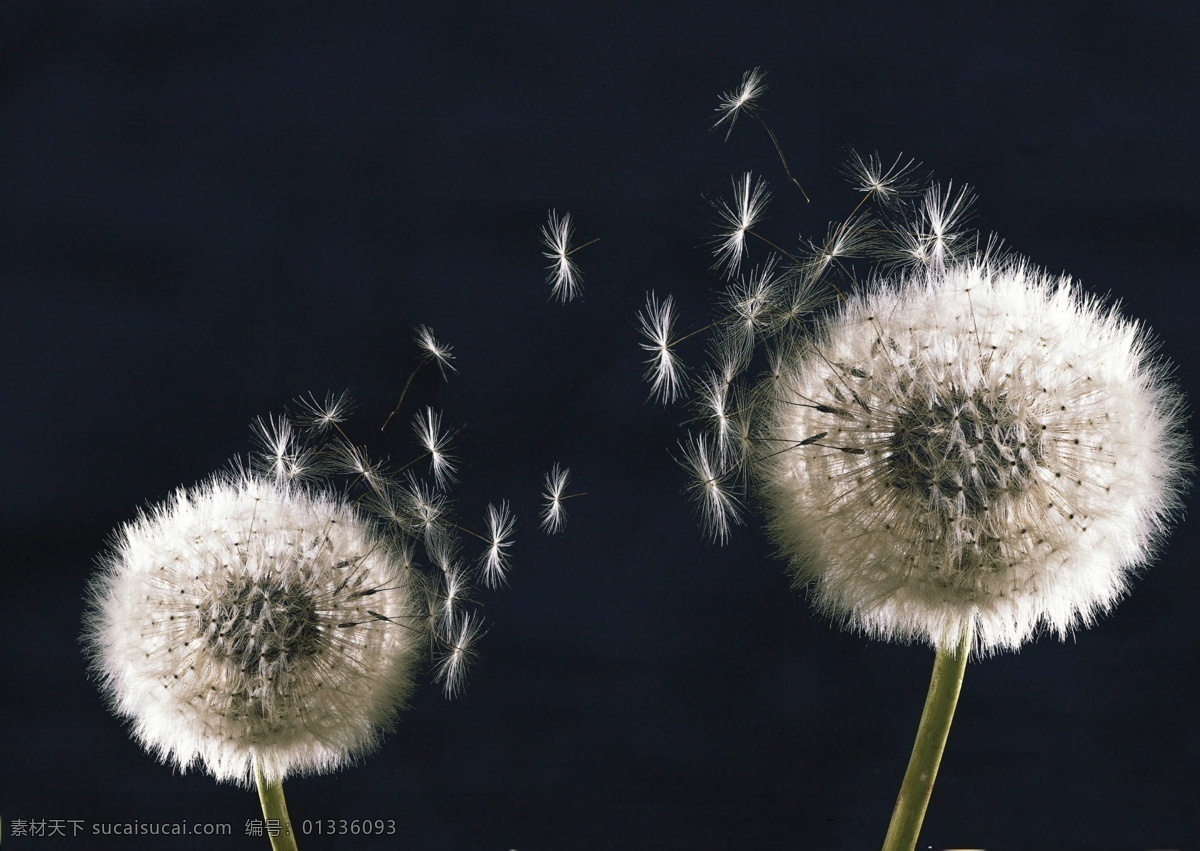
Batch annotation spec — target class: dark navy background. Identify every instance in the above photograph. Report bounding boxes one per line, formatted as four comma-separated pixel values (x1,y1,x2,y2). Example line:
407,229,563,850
3,3,1198,850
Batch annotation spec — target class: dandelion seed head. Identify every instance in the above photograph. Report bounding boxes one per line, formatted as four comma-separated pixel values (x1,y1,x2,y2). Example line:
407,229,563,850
756,259,1190,655
82,473,421,787
330,439,388,497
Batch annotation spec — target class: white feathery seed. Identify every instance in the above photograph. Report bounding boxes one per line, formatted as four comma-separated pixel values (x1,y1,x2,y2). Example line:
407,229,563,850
294,390,355,434
757,259,1189,655
438,563,470,621
480,501,516,588
637,291,685,404
412,407,457,489
541,210,584,302
83,472,421,787
434,610,485,698
909,182,976,269
250,414,315,485
713,67,766,140
401,474,450,548
712,172,770,277
330,439,387,496
414,324,458,376
806,214,874,278
842,151,922,207
540,463,571,534
679,432,743,544
722,256,780,357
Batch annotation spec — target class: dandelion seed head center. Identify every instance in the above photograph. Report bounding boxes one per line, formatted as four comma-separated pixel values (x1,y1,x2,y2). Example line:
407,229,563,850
884,386,1043,516
201,575,324,668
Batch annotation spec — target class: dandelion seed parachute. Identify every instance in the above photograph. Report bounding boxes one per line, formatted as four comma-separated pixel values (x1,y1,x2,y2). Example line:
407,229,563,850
540,463,571,534
83,472,421,787
756,258,1189,655
541,209,584,302
712,172,770,277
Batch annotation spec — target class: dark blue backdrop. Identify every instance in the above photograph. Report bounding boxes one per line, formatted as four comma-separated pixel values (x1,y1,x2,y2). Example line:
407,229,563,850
3,3,1198,850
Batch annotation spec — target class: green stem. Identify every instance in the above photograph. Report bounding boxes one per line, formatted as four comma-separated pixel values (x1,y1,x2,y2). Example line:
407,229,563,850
254,757,299,851
880,627,971,851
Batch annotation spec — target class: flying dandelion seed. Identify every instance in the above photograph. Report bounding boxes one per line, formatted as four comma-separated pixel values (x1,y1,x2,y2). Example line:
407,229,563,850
713,66,766,139
540,463,572,534
434,610,485,698
711,172,770,278
678,432,743,545
412,407,458,489
541,210,586,302
480,501,516,589
637,291,685,404
414,324,457,376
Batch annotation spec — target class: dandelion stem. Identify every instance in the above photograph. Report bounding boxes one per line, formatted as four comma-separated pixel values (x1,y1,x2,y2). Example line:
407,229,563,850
254,758,299,851
753,114,809,203
569,236,601,254
880,626,970,851
381,362,425,432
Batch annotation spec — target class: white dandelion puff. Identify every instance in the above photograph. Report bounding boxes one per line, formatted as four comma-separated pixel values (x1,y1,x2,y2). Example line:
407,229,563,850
712,172,770,277
674,70,1191,846
541,210,585,302
82,472,421,787
713,67,766,140
756,259,1190,656
479,501,516,589
540,463,571,534
637,291,685,404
